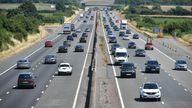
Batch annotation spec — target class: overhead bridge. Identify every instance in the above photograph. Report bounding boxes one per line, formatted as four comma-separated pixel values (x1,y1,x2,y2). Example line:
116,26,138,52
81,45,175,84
81,0,114,6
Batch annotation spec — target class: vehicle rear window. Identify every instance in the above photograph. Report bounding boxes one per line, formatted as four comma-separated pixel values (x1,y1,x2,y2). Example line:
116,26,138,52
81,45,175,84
19,74,31,79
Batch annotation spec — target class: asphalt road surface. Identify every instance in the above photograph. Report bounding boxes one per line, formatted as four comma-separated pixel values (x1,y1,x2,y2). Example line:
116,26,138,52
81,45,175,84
100,10,192,108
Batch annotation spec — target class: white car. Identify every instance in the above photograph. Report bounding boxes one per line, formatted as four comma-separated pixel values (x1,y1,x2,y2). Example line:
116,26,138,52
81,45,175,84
140,82,161,101
122,34,130,40
58,63,72,75
76,29,81,33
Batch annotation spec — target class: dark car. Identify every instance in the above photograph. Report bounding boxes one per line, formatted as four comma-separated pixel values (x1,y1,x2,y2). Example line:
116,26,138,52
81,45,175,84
75,45,84,52
119,31,125,37
67,35,74,41
83,20,87,23
17,58,31,69
109,36,117,43
63,40,71,47
82,33,88,37
45,40,53,47
128,42,136,49
107,30,113,36
126,29,131,34
80,37,87,43
17,72,36,89
113,26,119,31
133,33,139,39
104,24,109,29
145,60,161,73
58,45,68,53
111,43,120,55
135,49,146,57
44,54,57,64
72,33,77,37
120,62,136,78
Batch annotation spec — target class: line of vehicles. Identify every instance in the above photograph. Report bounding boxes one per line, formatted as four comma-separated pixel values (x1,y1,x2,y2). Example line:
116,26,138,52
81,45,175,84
103,10,188,101
15,11,94,89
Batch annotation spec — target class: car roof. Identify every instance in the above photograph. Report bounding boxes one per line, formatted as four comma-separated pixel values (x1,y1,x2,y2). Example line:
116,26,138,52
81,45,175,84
122,62,134,65
60,62,70,65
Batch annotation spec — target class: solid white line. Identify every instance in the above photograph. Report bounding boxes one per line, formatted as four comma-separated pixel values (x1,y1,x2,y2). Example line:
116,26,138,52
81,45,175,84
72,12,96,108
100,12,125,108
0,35,60,77
138,36,192,74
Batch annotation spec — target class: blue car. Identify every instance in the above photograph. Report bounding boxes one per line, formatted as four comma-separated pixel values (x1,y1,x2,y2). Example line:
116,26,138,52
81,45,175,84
67,35,74,41
133,34,139,39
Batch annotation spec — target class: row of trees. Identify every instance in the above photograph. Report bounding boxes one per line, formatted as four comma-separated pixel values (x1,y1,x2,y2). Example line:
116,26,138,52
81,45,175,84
115,0,192,5
123,5,192,15
0,0,77,51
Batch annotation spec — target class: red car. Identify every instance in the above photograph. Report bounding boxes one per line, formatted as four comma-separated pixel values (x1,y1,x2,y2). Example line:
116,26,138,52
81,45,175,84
45,41,53,47
145,38,153,50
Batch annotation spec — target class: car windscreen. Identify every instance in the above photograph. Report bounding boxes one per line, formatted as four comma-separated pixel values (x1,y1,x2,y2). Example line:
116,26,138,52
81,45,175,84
177,60,186,64
116,52,127,57
144,83,158,89
60,64,69,67
148,61,158,65
18,59,27,62
122,64,134,69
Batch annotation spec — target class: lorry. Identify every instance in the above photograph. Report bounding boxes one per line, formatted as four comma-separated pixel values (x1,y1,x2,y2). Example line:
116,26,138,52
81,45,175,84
63,23,76,34
63,23,71,34
120,20,128,30
114,47,128,65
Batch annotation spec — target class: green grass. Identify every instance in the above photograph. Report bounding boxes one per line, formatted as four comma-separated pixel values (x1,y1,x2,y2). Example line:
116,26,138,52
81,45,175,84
152,17,192,24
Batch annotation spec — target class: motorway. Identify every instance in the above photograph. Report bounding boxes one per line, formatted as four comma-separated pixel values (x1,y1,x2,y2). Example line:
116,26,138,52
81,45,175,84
100,10,192,108
0,7,192,108
0,10,96,108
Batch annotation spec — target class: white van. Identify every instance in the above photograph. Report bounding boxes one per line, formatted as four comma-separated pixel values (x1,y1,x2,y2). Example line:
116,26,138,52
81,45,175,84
114,47,128,65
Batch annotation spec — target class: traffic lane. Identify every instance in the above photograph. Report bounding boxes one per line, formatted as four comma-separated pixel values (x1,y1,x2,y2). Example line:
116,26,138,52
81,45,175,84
0,12,81,75
112,11,192,94
35,22,95,108
0,21,86,97
0,21,88,107
103,12,191,107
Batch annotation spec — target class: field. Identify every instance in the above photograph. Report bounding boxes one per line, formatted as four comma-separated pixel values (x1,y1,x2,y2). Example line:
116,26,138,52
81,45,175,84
152,17,192,24
145,5,192,11
0,3,56,11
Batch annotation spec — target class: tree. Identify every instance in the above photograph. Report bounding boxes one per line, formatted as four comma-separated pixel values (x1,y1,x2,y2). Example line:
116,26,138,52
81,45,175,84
18,0,38,17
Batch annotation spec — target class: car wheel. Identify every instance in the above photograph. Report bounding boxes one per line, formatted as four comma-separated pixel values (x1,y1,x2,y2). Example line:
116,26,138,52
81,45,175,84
157,98,161,101
140,95,143,101
133,74,136,78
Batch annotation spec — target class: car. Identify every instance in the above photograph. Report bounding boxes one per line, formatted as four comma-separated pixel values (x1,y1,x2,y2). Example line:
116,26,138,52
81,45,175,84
58,63,72,75
45,40,53,47
119,31,125,37
123,34,130,40
63,40,71,47
79,37,87,43
76,29,81,33
109,36,117,43
135,49,146,57
120,62,136,78
17,58,31,69
86,16,89,19
145,38,153,50
111,43,120,55
126,29,131,34
83,20,87,23
113,26,119,31
104,24,109,28
145,60,160,73
58,45,68,53
107,30,113,36
85,28,91,32
175,59,188,71
128,42,136,49
82,32,88,37
67,35,74,41
72,33,77,37
75,45,84,52
133,33,139,39
44,54,57,64
17,72,36,89
140,82,161,101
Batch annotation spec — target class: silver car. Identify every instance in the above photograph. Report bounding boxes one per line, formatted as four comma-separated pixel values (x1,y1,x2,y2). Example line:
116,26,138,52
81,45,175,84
175,59,188,71
17,58,31,69
44,54,57,64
